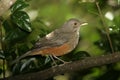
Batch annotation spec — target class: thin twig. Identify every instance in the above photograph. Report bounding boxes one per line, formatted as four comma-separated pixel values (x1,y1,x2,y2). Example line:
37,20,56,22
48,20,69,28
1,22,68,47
0,0,16,16
96,2,114,53
0,18,6,79
3,59,5,79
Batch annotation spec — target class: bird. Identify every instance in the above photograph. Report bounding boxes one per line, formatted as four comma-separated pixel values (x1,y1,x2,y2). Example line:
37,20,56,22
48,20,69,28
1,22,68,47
11,18,85,65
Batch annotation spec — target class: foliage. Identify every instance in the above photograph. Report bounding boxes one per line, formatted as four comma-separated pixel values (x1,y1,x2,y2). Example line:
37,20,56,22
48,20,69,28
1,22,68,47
0,0,120,80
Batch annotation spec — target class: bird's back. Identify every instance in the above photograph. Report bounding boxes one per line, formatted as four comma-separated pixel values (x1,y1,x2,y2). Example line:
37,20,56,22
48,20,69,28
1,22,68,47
26,26,79,56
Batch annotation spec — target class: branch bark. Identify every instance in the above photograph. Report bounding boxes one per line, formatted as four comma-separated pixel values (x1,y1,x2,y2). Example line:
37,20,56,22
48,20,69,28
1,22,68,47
1,52,120,80
0,0,16,16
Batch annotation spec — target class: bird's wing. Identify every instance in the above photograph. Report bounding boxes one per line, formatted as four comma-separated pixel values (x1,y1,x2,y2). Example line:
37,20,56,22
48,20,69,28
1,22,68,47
33,30,68,49
33,37,68,49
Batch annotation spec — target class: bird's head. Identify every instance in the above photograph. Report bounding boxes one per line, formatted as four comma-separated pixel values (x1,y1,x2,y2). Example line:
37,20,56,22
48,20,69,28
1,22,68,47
62,18,87,32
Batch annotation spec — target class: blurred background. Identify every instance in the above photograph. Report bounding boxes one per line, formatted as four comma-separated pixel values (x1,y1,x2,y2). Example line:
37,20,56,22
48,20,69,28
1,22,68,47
0,0,120,80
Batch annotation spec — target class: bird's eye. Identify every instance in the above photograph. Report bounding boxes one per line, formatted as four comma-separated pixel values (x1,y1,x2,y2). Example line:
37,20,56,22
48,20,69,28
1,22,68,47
74,22,77,25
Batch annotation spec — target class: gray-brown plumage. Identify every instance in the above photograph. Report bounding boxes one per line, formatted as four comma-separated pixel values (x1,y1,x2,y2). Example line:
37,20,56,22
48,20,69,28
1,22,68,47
11,18,84,65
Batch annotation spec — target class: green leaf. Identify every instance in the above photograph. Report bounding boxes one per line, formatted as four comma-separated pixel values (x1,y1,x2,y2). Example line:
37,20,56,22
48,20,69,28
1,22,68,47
11,0,29,12
12,63,22,75
73,51,90,61
0,50,5,59
11,11,32,32
3,20,13,32
20,58,35,72
44,56,51,64
3,19,30,44
4,28,28,43
113,14,120,28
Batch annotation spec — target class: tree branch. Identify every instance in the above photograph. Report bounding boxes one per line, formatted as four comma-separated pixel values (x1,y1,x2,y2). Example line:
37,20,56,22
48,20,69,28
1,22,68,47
1,52,120,80
0,0,16,16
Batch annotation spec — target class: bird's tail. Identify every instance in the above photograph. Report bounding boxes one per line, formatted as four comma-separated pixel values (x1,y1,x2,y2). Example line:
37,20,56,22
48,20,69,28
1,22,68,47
11,51,32,65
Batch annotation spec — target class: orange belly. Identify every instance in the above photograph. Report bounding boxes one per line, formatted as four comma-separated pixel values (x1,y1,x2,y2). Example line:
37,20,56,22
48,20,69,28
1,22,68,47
30,43,71,56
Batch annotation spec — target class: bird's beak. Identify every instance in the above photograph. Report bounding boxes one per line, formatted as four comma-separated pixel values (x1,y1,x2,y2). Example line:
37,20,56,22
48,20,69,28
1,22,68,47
80,21,88,26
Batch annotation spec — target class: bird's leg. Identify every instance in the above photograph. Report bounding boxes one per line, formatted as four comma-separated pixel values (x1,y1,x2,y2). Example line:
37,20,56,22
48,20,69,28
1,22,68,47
52,55,66,63
49,55,57,66
49,55,69,66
